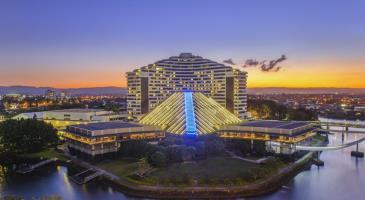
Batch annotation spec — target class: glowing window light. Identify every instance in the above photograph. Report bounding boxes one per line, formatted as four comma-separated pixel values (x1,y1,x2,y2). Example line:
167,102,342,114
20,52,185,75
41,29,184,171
184,92,197,135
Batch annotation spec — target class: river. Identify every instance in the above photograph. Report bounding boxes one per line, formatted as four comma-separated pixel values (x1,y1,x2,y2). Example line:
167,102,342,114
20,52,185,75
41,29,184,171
1,124,365,200
256,125,365,200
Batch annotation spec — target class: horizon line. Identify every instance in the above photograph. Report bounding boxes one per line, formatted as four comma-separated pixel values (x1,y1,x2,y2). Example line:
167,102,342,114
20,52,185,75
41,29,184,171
2,85,365,90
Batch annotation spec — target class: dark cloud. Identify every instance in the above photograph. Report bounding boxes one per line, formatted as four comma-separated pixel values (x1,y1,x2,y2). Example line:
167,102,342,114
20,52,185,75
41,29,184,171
242,59,259,68
222,58,236,65
242,55,287,72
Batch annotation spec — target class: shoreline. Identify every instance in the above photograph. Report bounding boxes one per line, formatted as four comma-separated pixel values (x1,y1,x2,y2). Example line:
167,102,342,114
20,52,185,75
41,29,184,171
1,151,316,199
96,152,315,199
1,152,315,199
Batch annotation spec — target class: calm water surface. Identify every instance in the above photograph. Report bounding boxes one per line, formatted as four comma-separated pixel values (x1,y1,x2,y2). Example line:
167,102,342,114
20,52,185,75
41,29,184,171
256,126,365,200
1,126,365,200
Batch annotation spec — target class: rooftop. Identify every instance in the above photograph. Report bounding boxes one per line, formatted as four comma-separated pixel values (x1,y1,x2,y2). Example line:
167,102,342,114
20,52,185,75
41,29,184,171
178,53,195,58
46,108,104,113
238,121,309,130
70,121,143,131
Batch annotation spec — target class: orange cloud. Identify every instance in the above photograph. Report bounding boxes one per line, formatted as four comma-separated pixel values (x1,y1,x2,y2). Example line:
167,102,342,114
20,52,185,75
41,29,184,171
1,58,364,88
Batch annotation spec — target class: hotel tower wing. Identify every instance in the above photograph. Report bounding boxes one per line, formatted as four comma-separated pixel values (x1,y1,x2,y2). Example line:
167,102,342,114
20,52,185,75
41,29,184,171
127,53,247,119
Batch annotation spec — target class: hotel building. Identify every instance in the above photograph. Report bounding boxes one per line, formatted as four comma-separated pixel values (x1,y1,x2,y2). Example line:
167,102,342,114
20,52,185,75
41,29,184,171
64,121,165,156
127,53,247,119
218,120,316,154
63,54,316,157
63,94,315,157
13,108,127,130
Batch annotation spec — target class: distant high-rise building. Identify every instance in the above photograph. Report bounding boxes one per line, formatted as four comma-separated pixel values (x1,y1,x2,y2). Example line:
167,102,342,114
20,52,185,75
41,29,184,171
45,89,56,100
60,90,70,100
127,53,247,119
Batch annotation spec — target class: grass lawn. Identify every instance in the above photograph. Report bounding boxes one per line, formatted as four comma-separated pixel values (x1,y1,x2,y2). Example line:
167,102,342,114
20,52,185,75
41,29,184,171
96,157,141,179
96,156,286,186
145,157,285,186
21,148,68,162
310,135,328,146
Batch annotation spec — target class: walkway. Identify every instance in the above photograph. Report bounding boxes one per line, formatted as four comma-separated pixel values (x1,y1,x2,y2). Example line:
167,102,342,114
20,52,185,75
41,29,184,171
315,128,365,134
70,168,104,184
63,152,120,180
295,137,365,151
225,150,271,164
16,158,58,174
309,120,365,128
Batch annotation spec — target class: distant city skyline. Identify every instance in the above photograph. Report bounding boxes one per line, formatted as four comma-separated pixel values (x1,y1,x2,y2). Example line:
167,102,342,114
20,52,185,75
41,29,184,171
1,0,365,88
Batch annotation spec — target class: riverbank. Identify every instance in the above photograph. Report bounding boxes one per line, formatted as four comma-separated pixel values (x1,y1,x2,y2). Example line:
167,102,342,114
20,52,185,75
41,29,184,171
2,149,316,199
0,149,313,199
21,148,311,199
95,152,315,199
2,130,363,200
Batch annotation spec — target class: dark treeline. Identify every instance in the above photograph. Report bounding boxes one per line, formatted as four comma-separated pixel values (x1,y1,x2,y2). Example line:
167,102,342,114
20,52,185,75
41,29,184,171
248,99,317,121
118,135,227,167
0,119,59,164
117,135,270,167
225,139,266,157
321,111,365,121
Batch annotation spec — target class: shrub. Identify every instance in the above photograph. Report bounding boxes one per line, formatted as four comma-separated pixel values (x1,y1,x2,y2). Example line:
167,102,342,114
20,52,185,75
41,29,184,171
119,140,160,158
149,151,167,167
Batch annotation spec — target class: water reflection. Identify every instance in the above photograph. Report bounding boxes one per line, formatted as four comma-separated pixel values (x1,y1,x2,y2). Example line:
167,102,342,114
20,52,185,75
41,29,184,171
255,126,365,200
0,165,129,200
0,165,7,193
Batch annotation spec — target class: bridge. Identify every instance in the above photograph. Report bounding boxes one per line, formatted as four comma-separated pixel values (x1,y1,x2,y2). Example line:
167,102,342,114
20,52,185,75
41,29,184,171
308,120,365,129
305,120,365,156
315,128,365,134
270,119,365,159
296,137,365,151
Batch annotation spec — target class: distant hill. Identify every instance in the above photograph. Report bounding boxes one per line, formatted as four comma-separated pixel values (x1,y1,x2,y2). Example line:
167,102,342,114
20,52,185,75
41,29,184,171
248,87,365,94
1,86,365,96
0,86,127,96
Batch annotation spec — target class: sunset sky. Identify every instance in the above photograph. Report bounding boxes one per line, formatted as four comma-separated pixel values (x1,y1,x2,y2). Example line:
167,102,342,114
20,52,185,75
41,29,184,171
0,0,364,88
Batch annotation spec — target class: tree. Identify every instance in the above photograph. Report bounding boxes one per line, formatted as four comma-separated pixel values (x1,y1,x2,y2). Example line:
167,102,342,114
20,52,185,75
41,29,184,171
252,140,266,156
149,151,167,167
248,99,316,121
287,107,316,121
248,99,287,120
103,104,119,113
262,104,271,119
0,119,58,156
1,196,24,200
199,135,225,156
118,140,163,159
226,139,251,156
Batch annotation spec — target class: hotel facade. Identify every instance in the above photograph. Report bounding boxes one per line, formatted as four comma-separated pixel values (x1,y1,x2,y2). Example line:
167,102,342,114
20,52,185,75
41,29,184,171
127,53,248,119
65,121,164,156
63,53,317,158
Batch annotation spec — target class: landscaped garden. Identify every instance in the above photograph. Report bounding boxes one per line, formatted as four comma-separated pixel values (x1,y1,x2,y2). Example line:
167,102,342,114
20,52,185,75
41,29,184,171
96,134,290,187
97,156,286,186
95,134,328,187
